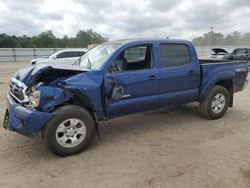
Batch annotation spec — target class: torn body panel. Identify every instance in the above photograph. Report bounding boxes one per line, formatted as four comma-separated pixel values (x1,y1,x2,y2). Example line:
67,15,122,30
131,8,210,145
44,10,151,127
13,64,89,86
5,64,105,136
61,72,105,120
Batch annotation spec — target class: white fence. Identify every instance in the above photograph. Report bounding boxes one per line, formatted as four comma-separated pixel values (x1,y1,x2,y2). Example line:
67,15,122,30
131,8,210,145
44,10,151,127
0,45,249,62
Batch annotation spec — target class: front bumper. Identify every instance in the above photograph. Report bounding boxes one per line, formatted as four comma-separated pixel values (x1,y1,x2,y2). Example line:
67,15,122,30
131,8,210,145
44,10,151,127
3,92,54,137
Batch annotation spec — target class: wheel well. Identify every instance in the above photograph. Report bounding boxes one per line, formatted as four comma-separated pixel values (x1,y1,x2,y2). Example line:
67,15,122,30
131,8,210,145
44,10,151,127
71,95,100,137
215,79,233,107
71,95,94,115
215,80,233,92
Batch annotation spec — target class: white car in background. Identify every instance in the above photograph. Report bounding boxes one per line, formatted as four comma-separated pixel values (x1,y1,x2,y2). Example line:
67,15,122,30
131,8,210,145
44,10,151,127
31,49,88,65
208,48,231,61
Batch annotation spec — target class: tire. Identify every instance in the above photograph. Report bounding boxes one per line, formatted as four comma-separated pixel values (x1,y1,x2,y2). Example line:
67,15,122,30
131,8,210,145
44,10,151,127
200,86,230,119
42,105,96,156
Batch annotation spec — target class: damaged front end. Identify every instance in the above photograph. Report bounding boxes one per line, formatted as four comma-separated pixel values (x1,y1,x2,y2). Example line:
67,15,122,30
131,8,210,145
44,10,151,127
4,64,89,136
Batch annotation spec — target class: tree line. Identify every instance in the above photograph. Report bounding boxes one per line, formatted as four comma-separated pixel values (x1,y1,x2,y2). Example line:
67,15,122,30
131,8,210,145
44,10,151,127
1,29,249,48
0,29,107,48
192,31,250,46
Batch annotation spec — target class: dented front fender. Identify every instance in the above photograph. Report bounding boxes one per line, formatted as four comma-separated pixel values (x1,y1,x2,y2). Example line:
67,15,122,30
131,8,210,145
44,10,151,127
37,86,71,112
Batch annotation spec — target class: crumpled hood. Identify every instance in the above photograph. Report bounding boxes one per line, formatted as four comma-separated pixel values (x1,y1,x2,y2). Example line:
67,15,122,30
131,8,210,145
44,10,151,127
13,64,89,86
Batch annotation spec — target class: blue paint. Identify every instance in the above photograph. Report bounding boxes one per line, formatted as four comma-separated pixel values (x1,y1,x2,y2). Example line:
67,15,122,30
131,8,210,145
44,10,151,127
3,38,249,137
5,93,54,136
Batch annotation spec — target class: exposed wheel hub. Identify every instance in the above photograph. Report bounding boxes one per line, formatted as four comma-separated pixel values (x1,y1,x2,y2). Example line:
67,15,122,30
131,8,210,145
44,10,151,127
65,127,76,137
55,118,87,148
211,93,226,114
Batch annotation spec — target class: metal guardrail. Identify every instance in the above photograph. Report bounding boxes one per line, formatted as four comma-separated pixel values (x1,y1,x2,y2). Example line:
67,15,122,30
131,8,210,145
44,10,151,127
0,48,63,62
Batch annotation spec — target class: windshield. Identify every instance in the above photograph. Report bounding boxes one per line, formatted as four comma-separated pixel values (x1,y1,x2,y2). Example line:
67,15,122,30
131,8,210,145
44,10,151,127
79,44,121,70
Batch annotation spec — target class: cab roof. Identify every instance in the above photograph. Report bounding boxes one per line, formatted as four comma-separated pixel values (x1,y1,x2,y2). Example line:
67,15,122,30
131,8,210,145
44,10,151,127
106,38,191,45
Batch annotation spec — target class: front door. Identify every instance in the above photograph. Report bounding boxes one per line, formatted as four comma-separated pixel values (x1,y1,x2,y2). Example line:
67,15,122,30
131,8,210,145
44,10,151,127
104,44,160,118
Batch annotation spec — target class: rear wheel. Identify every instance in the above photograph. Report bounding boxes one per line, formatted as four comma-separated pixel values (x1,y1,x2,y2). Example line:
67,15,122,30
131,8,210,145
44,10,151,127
200,86,230,119
42,105,96,156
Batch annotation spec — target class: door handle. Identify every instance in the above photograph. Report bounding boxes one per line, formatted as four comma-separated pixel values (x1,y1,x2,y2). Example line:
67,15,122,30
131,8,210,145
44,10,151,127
188,70,194,76
149,75,158,80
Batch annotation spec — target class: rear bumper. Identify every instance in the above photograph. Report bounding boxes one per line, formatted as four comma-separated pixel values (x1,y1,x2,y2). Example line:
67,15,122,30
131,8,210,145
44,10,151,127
3,92,54,137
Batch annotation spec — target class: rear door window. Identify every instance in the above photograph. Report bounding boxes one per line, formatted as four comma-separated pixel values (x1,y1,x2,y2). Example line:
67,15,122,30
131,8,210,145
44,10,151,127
160,44,191,68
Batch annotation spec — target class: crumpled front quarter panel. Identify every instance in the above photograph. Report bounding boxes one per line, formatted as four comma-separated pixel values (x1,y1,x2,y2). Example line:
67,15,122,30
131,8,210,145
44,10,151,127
63,71,105,119
38,85,71,111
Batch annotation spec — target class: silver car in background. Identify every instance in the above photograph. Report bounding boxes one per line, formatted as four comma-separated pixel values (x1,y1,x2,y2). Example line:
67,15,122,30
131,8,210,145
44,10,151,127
31,49,88,65
209,48,230,60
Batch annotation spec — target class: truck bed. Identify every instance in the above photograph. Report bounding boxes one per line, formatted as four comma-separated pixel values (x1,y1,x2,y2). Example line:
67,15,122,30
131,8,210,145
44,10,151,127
199,59,248,98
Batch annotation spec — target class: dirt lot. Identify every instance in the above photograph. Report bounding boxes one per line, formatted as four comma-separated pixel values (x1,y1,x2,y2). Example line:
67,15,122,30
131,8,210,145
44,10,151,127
0,62,250,188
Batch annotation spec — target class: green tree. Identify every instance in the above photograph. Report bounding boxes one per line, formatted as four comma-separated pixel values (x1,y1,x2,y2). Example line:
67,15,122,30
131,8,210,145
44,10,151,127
241,33,250,45
0,29,106,48
18,35,31,48
0,33,18,47
192,31,224,46
193,31,250,46
37,31,56,47
76,30,92,47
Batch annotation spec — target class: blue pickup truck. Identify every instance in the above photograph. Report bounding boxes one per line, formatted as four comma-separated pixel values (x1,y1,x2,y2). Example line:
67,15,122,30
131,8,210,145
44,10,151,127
3,39,248,156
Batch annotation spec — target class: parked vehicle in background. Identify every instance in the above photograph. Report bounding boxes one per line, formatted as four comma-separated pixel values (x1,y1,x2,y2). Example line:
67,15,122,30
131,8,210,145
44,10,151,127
229,48,250,63
209,48,250,67
30,49,88,65
209,48,230,60
3,38,248,156
30,56,49,64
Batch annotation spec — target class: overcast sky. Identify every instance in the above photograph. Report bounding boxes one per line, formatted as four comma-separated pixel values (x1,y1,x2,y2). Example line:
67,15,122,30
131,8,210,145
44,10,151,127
0,0,249,40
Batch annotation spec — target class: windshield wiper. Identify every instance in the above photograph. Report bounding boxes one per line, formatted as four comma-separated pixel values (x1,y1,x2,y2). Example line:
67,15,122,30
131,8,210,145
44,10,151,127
72,57,81,66
87,57,92,69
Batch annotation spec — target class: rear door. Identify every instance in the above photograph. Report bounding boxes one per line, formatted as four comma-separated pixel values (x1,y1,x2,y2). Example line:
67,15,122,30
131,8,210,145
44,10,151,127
158,43,200,107
104,43,160,117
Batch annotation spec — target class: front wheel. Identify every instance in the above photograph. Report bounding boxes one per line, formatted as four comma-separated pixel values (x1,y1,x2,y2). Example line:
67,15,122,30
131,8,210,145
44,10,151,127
200,86,230,119
42,105,96,156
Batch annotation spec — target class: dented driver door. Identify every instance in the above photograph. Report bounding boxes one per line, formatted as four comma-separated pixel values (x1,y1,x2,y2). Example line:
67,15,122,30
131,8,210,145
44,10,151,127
103,69,160,118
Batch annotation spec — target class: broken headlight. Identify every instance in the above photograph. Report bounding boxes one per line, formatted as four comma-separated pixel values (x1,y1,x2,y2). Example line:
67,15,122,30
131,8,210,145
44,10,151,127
28,90,41,108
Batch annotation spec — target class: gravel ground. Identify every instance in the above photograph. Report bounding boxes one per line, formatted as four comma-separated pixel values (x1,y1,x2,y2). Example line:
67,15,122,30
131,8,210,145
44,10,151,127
0,62,250,188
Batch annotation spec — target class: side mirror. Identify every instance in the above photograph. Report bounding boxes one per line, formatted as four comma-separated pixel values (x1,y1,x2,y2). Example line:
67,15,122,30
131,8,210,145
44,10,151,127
108,61,122,73
108,64,116,73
